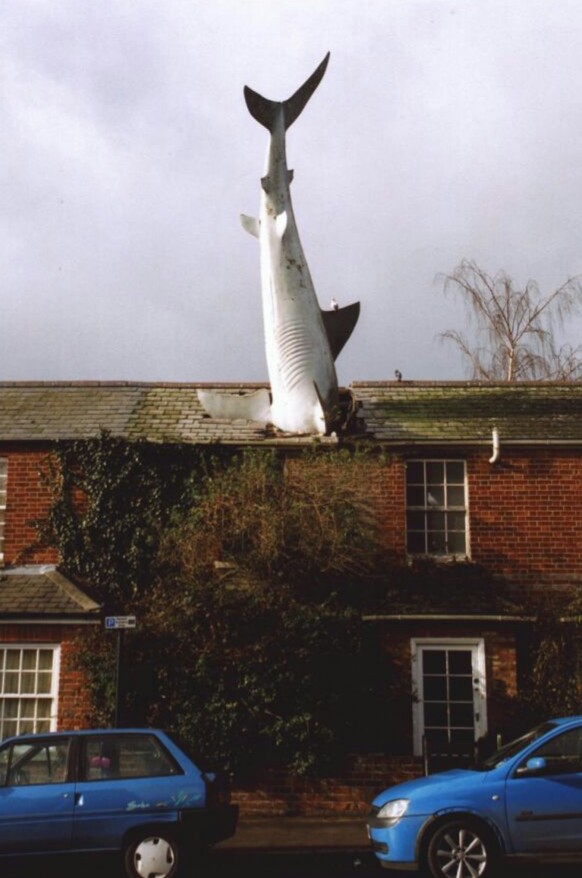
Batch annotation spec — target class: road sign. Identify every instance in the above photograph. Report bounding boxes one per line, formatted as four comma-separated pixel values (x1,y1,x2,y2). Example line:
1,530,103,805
105,615,137,630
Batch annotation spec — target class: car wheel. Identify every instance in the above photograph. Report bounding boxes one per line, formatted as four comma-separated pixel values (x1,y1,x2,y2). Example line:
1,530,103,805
426,818,497,878
123,831,180,878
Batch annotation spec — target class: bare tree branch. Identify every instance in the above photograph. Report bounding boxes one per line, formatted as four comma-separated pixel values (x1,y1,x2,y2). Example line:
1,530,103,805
438,260,582,381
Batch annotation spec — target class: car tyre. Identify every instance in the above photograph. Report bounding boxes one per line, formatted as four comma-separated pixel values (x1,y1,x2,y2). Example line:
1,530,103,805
123,830,181,878
426,817,498,878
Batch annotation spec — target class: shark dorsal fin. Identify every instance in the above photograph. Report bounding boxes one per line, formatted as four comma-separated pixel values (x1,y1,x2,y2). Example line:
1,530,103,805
321,301,361,361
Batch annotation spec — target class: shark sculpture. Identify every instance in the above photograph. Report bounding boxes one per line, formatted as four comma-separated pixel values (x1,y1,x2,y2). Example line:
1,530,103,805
198,53,359,435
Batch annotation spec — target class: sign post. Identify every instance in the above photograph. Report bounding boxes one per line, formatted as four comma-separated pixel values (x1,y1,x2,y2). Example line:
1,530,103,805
105,616,137,727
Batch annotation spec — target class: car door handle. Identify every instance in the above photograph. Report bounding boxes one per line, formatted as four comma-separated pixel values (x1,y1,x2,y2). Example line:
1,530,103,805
75,793,84,806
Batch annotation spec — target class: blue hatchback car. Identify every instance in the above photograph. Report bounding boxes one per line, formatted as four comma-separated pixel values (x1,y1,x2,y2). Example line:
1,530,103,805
367,716,582,877
0,727,238,877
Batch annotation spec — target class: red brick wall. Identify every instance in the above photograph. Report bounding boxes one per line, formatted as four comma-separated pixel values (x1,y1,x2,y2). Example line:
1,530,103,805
2,447,58,566
4,443,582,584
0,623,95,730
342,447,582,588
232,753,423,817
467,448,582,585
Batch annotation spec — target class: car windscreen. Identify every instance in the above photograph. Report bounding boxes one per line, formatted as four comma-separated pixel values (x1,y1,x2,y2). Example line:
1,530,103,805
478,722,557,770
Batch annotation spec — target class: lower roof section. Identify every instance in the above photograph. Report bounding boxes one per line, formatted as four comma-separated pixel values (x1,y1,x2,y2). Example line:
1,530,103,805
0,566,100,622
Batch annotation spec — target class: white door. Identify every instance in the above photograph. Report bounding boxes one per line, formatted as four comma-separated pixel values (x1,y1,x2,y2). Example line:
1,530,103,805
411,639,487,757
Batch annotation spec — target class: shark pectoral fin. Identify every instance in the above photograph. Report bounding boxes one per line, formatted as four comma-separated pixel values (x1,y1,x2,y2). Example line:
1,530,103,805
275,211,288,238
261,175,272,194
241,214,260,238
321,301,361,360
197,388,272,425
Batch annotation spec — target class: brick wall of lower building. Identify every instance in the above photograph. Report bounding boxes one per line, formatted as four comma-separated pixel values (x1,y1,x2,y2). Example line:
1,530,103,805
232,753,423,817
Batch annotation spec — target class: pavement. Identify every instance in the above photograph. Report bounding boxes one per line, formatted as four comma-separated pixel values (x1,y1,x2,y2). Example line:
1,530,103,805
220,817,370,853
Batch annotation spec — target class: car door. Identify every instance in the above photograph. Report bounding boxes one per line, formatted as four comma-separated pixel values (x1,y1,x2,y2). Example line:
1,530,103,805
72,732,204,851
0,736,74,853
505,724,582,853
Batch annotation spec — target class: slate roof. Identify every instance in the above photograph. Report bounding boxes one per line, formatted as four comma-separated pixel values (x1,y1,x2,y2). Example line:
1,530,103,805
0,380,582,446
352,381,582,445
0,566,100,620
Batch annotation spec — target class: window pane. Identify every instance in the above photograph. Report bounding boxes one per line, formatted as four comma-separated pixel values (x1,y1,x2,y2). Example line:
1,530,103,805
406,486,425,506
426,462,444,485
3,721,17,738
449,677,474,700
447,511,466,531
428,532,446,553
449,651,472,675
407,531,426,554
407,511,425,531
450,703,475,727
22,652,36,671
424,677,447,700
447,486,465,506
36,700,51,719
427,511,445,531
426,486,444,506
5,652,20,671
424,703,448,726
20,673,35,695
448,532,467,554
4,673,18,694
3,699,19,719
407,461,424,483
37,673,52,695
423,651,446,674
38,651,53,671
446,462,465,483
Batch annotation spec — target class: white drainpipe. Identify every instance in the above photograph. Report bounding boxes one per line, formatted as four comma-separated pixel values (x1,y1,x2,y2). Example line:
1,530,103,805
489,427,500,464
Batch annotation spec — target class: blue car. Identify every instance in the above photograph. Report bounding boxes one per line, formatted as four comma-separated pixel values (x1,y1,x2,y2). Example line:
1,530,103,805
367,716,582,877
0,727,238,877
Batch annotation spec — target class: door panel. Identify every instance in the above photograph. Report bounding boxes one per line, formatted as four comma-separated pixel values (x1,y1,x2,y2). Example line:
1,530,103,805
0,737,74,853
506,726,582,852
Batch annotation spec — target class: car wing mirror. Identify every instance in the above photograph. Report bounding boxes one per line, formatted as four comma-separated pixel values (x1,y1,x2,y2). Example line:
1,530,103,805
517,756,547,776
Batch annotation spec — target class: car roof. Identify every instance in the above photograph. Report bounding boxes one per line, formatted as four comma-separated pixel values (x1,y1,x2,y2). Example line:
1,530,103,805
551,716,582,726
1,728,163,745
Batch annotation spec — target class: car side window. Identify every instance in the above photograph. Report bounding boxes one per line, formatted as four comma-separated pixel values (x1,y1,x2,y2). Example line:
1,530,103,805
517,726,582,775
82,734,180,782
0,739,71,786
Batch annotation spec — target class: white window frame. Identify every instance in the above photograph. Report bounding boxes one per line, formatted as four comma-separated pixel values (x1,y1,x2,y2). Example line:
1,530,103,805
405,458,469,558
0,458,6,566
411,637,487,757
0,644,61,739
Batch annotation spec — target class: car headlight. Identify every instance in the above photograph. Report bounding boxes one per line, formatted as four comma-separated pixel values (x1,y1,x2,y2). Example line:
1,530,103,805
376,798,409,824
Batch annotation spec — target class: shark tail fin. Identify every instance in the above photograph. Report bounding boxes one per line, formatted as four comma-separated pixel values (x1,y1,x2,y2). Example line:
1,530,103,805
244,52,330,132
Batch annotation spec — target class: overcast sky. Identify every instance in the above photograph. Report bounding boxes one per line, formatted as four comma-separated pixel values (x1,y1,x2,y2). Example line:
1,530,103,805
3,0,582,385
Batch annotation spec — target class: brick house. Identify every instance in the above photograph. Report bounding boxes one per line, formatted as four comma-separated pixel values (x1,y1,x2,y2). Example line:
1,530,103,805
1,379,581,811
